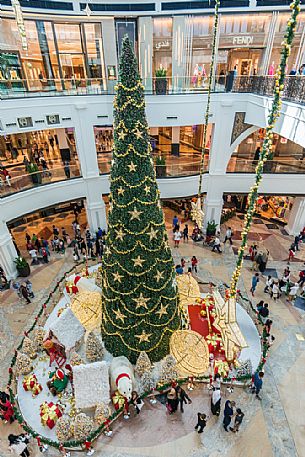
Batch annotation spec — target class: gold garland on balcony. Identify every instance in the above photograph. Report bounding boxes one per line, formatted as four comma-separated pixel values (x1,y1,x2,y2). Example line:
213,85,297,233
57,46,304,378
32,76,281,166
191,0,220,229
12,0,28,51
229,0,301,299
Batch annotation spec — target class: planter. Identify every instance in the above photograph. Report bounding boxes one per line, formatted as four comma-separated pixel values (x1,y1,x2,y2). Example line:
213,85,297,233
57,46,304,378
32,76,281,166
155,78,167,95
17,263,31,278
156,164,166,178
30,173,42,185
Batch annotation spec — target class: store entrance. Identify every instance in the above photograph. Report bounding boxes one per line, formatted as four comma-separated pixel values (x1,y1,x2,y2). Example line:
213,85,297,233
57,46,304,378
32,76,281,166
217,48,263,76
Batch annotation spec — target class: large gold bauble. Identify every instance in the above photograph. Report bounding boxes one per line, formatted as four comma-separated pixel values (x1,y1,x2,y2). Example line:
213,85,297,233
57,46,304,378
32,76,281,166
170,330,209,376
71,291,102,331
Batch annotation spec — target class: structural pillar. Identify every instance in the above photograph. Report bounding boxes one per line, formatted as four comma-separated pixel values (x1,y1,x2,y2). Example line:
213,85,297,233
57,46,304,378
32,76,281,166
285,197,305,235
56,128,71,162
203,180,224,230
171,126,180,156
138,17,153,92
0,221,18,280
84,178,107,233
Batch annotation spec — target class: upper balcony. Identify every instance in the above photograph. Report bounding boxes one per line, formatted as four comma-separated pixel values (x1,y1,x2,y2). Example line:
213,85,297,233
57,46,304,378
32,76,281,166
1,75,305,106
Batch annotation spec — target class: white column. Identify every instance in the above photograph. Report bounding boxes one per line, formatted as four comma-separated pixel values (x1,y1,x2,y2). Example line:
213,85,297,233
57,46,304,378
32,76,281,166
171,126,180,156
74,105,100,179
286,197,305,235
84,177,107,233
203,179,223,230
138,17,153,92
209,104,236,175
0,221,18,279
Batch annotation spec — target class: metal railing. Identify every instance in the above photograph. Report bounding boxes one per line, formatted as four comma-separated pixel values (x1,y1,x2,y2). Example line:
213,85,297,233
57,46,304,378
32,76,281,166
0,164,81,198
227,157,305,174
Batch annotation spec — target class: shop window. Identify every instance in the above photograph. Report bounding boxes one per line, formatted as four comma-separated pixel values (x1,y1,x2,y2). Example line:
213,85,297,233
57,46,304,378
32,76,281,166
83,23,106,87
153,18,172,77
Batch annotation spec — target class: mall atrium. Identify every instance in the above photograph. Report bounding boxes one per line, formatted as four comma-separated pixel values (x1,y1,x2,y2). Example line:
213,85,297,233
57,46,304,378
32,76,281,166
0,0,305,456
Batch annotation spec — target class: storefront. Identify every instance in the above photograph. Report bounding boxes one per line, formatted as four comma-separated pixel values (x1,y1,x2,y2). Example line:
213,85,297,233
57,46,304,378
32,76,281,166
0,18,107,91
153,17,173,78
217,13,271,76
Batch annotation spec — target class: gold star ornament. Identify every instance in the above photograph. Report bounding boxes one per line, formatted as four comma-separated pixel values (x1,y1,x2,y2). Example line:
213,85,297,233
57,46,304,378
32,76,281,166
148,227,158,241
128,207,142,220
117,130,126,140
134,128,142,139
117,187,125,196
135,330,152,343
144,185,150,194
113,308,126,323
156,303,168,318
133,255,145,267
112,272,123,283
155,270,164,282
116,228,125,241
128,162,137,172
133,293,150,309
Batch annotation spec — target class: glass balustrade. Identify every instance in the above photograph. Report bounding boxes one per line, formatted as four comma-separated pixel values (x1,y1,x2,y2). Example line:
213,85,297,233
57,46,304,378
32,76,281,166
227,157,305,174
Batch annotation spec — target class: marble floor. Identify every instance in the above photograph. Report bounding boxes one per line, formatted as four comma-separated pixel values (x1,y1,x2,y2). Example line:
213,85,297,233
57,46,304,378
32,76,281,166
0,211,305,457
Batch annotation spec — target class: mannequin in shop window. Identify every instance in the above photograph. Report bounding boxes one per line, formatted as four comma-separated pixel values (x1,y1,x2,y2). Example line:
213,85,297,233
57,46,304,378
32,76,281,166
268,62,275,76
192,64,199,88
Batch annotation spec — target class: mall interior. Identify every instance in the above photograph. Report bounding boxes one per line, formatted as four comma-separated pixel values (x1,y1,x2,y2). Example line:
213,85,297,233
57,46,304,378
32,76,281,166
1,1,305,457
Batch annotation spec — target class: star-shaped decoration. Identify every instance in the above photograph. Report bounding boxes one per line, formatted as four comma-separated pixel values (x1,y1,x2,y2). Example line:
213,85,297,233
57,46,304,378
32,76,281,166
133,293,150,309
134,128,142,139
117,187,125,196
144,185,150,194
112,272,123,283
113,308,126,323
148,227,158,241
133,255,145,267
128,162,137,172
128,207,142,220
83,3,91,16
155,270,164,282
156,303,168,318
135,330,152,343
116,228,125,241
117,130,126,140
105,246,111,255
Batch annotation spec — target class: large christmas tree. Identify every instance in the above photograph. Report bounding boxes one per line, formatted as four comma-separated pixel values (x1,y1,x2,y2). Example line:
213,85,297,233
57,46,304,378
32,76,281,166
101,36,180,364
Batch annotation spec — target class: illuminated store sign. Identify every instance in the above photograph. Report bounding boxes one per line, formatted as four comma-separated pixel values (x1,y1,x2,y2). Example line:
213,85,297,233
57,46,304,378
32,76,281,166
232,36,254,46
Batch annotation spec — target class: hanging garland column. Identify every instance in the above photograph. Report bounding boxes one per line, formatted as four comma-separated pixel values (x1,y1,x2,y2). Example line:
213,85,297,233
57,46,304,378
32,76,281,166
191,0,220,229
230,0,301,299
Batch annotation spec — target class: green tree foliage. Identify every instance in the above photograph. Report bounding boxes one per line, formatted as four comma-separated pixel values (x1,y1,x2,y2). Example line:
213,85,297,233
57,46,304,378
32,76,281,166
101,36,180,363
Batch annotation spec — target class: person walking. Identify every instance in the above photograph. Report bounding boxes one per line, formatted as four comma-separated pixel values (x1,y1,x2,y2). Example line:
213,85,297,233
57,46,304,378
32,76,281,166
64,161,71,179
19,285,31,304
230,408,244,432
166,388,178,414
264,275,273,293
195,412,208,434
211,375,221,416
252,371,264,400
270,281,280,301
174,230,181,248
224,227,233,245
250,273,259,296
175,386,192,413
258,303,269,324
8,433,30,457
223,400,235,432
191,256,198,273
288,246,295,263
183,224,189,242
172,215,179,231
25,280,34,299
212,235,222,253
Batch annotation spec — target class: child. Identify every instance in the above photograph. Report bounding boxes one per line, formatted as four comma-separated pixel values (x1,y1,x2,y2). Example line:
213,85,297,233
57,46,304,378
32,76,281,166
130,391,144,414
195,412,208,433
25,279,34,298
230,408,244,432
288,247,295,263
271,281,280,301
250,273,260,296
191,256,198,273
264,275,273,293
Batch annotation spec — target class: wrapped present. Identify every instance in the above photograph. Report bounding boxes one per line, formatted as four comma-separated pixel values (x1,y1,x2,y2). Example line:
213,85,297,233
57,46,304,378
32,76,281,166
214,360,230,377
16,352,32,375
111,390,127,411
40,401,62,429
23,374,42,397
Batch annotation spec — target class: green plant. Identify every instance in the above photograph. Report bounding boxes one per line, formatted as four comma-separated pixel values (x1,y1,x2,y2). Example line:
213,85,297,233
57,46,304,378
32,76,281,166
155,67,167,78
206,220,218,236
26,163,39,173
155,155,166,166
101,36,180,364
14,257,28,269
